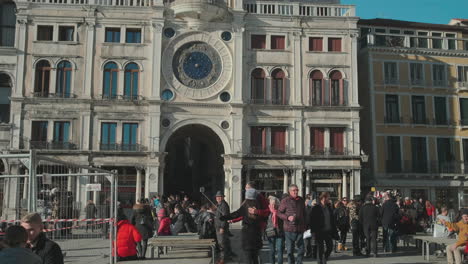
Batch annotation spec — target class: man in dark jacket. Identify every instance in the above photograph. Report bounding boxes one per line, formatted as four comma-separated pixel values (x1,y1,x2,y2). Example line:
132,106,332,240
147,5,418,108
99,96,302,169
214,191,233,264
278,184,306,264
21,213,64,264
359,197,380,258
348,195,363,256
380,193,400,253
131,203,154,259
310,192,337,264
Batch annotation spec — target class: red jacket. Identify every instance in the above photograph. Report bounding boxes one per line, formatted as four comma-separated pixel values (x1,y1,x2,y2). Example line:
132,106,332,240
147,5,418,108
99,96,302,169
230,193,270,230
158,217,172,236
116,220,142,257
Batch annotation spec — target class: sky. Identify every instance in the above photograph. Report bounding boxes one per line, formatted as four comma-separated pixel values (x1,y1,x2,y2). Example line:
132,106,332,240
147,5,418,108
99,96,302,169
340,0,468,25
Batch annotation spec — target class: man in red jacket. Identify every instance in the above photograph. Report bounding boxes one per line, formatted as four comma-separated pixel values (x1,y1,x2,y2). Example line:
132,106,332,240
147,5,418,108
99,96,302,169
116,213,142,261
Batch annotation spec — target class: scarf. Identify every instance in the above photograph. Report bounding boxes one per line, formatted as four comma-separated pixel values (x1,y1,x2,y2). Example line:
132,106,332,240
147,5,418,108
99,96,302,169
269,204,278,228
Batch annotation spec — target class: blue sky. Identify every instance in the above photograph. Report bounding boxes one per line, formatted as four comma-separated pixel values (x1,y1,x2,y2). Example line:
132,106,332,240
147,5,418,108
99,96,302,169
341,0,468,25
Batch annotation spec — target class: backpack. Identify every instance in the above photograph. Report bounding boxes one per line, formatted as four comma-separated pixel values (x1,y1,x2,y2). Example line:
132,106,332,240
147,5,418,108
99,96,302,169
199,213,216,239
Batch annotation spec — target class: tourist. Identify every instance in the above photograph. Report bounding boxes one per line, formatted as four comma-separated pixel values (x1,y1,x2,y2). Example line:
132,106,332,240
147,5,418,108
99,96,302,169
310,192,337,264
440,209,468,264
197,204,216,239
214,191,233,264
132,202,154,259
278,184,306,264
0,225,42,264
116,213,142,261
20,213,64,264
348,195,363,256
156,209,171,236
220,188,264,264
266,195,284,264
334,198,349,251
359,196,380,258
245,181,270,231
380,194,400,253
304,197,314,258
84,200,97,233
425,200,436,223
171,204,190,234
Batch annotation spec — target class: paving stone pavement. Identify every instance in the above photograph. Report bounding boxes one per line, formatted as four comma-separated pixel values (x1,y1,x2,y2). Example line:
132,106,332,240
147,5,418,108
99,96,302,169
56,227,447,264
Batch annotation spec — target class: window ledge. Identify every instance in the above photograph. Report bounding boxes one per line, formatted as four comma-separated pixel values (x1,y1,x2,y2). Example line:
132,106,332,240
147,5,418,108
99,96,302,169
250,48,289,52
102,42,146,47
33,40,79,45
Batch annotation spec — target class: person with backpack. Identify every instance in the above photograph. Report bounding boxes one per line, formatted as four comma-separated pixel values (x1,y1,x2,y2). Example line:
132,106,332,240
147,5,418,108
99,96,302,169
266,195,284,264
131,203,154,259
198,204,217,239
214,191,233,264
334,199,350,252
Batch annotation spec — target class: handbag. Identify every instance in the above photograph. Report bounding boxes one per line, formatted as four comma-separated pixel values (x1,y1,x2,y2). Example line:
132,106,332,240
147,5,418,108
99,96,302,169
265,227,278,238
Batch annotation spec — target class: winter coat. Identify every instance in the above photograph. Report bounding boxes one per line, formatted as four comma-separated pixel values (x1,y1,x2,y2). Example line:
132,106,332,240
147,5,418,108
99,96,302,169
359,202,380,230
0,247,42,264
223,199,263,251
198,211,216,239
157,217,172,236
172,212,190,235
266,211,284,237
310,203,338,237
277,195,306,233
215,200,230,230
31,232,64,264
380,199,400,229
116,220,142,258
85,203,97,219
334,206,349,230
131,204,154,240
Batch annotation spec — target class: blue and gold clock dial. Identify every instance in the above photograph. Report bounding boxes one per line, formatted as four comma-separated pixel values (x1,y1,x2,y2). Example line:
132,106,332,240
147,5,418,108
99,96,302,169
173,42,222,89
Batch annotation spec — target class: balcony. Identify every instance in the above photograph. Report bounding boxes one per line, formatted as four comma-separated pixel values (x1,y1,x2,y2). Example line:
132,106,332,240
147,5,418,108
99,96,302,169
310,100,348,107
33,92,76,98
100,94,144,101
30,141,78,150
310,147,353,156
457,81,468,90
363,33,465,52
386,160,463,174
249,99,287,105
23,0,159,7
99,143,147,151
243,1,355,17
248,146,289,155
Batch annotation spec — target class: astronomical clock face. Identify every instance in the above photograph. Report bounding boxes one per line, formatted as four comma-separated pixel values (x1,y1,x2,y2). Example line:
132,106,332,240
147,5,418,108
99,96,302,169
162,32,232,100
172,42,222,89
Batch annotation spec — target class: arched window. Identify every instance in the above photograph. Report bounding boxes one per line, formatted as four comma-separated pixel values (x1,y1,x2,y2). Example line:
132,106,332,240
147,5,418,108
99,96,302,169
271,69,286,105
103,62,118,99
0,1,16,47
124,63,139,100
251,68,265,104
0,73,11,123
56,61,72,98
330,70,343,106
310,70,323,106
34,60,51,97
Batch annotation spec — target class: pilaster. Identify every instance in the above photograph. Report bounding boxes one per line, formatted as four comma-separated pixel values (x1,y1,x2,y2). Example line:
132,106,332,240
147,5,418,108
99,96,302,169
151,22,163,100
83,20,96,99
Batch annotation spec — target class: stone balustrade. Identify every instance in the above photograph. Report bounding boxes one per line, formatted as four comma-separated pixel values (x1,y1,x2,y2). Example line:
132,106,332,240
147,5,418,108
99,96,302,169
19,0,162,7
243,1,355,17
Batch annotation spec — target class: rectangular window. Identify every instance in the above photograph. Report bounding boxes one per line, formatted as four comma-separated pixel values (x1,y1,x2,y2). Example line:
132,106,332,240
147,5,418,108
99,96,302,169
37,25,53,41
330,79,341,106
31,121,48,149
412,95,426,124
310,127,324,154
328,38,342,52
126,28,141,44
105,27,121,43
251,76,265,103
460,98,468,126
386,136,401,173
417,32,428,48
458,66,468,82
122,123,138,150
311,79,323,105
309,37,323,51
58,26,74,41
434,97,448,125
271,35,285,50
271,77,284,105
446,33,456,50
385,94,400,123
437,138,455,173
411,137,427,173
330,128,344,154
463,139,468,167
432,64,446,86
251,127,266,154
410,63,423,85
101,122,117,150
271,127,286,154
251,34,266,49
53,121,70,143
431,32,442,49
384,62,398,84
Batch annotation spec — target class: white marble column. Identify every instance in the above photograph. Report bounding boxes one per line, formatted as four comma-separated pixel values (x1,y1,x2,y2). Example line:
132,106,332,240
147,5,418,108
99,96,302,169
350,33,359,107
230,166,243,210
83,20,96,98
283,170,288,194
150,22,163,100
22,169,29,200
295,169,303,196
353,169,361,196
305,170,311,195
14,17,27,97
67,168,73,192
136,168,142,201
232,24,244,103
342,171,348,198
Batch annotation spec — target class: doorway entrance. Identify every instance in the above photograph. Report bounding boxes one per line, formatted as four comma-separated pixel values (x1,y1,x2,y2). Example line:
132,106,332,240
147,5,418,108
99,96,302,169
164,124,225,200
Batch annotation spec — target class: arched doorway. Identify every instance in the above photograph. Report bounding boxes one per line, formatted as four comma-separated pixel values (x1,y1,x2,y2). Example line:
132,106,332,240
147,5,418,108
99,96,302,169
0,73,12,123
164,124,225,200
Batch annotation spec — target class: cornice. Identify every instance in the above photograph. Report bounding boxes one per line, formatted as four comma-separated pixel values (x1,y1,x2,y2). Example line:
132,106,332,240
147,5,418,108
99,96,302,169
365,46,468,58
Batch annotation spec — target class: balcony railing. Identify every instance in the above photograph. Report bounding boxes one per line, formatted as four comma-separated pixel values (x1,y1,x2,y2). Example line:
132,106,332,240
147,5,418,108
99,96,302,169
243,2,355,17
24,0,159,7
363,33,465,51
248,99,287,105
33,92,76,98
30,141,78,150
386,160,463,174
433,80,446,87
249,146,289,155
310,147,353,156
457,81,468,90
100,94,144,101
99,143,147,151
310,100,348,107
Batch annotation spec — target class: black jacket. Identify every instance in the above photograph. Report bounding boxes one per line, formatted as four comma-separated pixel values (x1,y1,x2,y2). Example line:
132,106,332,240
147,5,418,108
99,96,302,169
359,202,380,230
85,203,97,219
172,212,190,235
32,233,64,264
215,200,230,230
380,199,400,229
310,203,338,236
131,205,154,239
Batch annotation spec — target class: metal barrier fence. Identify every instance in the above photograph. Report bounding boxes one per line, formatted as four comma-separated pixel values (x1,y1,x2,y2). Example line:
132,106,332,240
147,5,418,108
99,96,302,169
0,151,118,264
